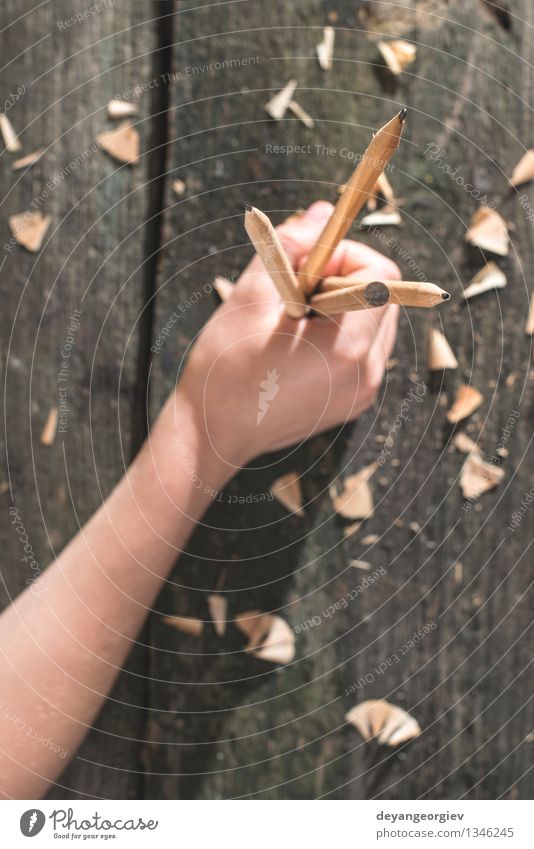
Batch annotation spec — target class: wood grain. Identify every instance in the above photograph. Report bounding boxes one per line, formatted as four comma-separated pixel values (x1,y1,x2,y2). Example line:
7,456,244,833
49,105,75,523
0,0,532,801
0,0,158,799
148,0,534,800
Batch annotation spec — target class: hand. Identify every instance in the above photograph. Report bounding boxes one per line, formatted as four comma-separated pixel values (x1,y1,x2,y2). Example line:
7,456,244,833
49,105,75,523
178,202,400,474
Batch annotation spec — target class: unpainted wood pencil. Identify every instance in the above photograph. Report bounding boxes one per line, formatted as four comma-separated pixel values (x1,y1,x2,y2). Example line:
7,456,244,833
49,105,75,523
311,279,450,315
299,109,406,296
244,205,308,318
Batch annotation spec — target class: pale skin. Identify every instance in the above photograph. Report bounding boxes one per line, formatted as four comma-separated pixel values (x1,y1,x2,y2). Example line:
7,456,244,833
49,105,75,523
0,202,400,799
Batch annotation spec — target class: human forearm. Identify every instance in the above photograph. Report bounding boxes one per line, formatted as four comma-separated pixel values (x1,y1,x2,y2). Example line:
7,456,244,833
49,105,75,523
0,390,231,799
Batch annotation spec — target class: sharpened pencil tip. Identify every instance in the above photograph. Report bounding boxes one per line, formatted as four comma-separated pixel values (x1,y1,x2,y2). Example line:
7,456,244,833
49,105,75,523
398,108,407,123
245,203,253,212
442,292,451,301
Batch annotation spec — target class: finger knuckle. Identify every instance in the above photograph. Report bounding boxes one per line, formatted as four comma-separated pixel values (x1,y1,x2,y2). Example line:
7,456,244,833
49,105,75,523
383,258,401,280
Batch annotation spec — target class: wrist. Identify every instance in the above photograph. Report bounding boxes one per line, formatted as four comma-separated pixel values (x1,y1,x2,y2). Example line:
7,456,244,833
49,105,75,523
152,389,243,499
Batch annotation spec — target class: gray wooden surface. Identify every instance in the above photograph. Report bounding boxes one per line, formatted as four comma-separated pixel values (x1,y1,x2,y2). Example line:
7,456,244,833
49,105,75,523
0,0,532,799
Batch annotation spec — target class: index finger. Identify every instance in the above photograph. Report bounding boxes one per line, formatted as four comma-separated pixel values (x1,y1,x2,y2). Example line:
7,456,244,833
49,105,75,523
298,238,401,281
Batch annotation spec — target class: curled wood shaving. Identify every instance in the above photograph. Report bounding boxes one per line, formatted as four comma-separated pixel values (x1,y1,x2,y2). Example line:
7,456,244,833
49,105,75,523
316,26,335,70
360,206,401,227
446,384,483,424
288,99,315,128
509,150,534,187
349,560,371,570
460,453,504,499
9,211,51,252
463,262,506,300
465,207,509,256
271,471,304,516
346,699,421,746
525,293,534,335
12,148,45,170
40,407,59,446
362,533,379,544
377,39,416,75
163,615,203,636
235,610,295,664
265,79,298,121
453,432,480,454
107,99,138,119
172,178,186,196
0,113,21,151
97,121,140,164
427,328,458,371
331,463,377,520
207,594,227,637
213,275,234,302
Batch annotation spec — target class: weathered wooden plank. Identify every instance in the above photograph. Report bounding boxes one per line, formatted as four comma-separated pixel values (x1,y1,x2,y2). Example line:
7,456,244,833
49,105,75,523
147,0,533,801
0,0,158,798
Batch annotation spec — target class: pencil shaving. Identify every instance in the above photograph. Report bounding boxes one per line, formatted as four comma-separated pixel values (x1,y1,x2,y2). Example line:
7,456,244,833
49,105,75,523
377,40,416,75
97,121,140,164
40,408,59,446
163,615,203,636
288,100,315,128
460,453,504,499
235,611,295,664
107,99,138,119
0,113,21,151
207,594,227,637
453,432,480,455
9,211,51,252
346,700,421,746
427,328,458,370
349,560,371,571
265,79,298,120
463,262,506,300
465,207,509,256
360,206,401,227
12,148,45,170
509,150,534,187
446,384,483,424
271,472,304,516
331,463,377,520
172,179,186,196
316,27,335,70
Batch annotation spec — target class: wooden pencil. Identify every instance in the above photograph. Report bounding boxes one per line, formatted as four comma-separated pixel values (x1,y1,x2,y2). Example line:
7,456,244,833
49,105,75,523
311,279,450,315
244,205,308,318
298,109,406,296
